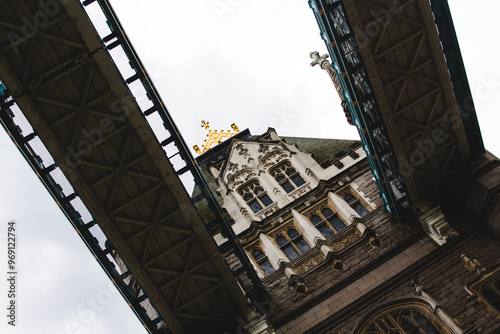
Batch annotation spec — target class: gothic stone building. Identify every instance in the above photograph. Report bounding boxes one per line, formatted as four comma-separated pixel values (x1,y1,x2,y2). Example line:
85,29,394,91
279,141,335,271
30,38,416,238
193,127,500,334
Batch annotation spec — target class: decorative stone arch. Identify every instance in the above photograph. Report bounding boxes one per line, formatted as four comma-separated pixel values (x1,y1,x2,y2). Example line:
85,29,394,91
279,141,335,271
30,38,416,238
352,297,463,334
339,187,371,217
258,151,290,172
236,178,274,214
270,222,311,262
247,243,275,277
226,168,258,191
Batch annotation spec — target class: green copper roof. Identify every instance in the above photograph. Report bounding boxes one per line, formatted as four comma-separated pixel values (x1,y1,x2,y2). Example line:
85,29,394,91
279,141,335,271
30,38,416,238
282,136,360,166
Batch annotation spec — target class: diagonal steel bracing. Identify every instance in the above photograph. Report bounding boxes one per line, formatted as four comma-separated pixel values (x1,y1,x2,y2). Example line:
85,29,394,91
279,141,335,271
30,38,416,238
318,0,473,203
0,0,262,332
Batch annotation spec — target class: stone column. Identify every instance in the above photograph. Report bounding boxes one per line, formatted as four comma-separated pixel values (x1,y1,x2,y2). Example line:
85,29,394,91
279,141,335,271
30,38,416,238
243,315,276,334
292,209,330,256
259,233,286,269
328,192,359,223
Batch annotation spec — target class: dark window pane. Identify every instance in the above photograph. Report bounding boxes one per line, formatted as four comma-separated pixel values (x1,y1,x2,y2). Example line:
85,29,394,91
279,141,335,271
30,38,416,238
253,250,265,261
376,319,389,332
276,175,285,182
287,229,300,239
329,216,346,232
255,187,264,195
244,194,253,201
311,215,322,226
292,174,306,187
260,260,275,275
295,239,310,253
401,317,416,331
495,279,500,291
283,246,299,261
353,202,369,217
483,287,500,311
260,194,273,207
322,208,335,218
318,224,334,238
286,168,295,176
344,194,356,204
281,181,295,193
276,236,288,246
249,200,262,213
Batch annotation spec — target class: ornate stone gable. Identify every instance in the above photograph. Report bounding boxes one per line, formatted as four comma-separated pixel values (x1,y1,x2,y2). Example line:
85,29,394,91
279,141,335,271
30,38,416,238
258,151,290,171
227,169,257,190
219,140,290,187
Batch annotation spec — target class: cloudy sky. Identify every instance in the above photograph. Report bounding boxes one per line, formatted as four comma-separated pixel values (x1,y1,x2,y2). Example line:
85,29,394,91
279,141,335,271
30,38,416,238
0,0,499,333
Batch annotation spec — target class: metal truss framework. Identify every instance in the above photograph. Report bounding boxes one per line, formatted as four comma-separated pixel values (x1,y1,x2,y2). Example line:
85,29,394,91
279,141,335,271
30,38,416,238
0,0,266,332
0,84,163,332
310,0,483,206
310,0,410,219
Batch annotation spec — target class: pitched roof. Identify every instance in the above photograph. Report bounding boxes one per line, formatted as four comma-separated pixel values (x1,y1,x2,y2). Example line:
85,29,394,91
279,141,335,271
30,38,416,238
281,136,360,166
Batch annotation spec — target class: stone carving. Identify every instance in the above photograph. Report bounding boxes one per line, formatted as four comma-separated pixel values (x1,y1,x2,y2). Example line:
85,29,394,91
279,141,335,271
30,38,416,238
329,230,361,252
261,152,288,170
418,205,457,246
258,144,270,154
256,203,279,220
294,254,324,275
461,254,486,277
310,51,330,70
235,143,250,160
228,170,256,189
410,280,424,296
227,162,239,173
288,184,311,200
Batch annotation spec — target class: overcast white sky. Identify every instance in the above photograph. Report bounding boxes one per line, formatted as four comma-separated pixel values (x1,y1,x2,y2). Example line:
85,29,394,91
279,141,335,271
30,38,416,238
0,1,499,333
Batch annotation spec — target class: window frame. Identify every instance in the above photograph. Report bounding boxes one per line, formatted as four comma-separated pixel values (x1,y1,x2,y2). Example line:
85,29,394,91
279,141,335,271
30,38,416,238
273,226,311,261
341,190,370,217
270,161,306,194
306,201,347,239
353,299,458,334
468,267,500,318
250,247,275,276
237,179,273,213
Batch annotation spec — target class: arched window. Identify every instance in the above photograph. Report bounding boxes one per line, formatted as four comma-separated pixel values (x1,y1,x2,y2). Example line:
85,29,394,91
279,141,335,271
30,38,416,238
252,248,275,276
354,299,456,334
344,192,369,217
309,207,346,238
275,228,310,261
270,161,306,193
238,180,273,213
475,275,500,314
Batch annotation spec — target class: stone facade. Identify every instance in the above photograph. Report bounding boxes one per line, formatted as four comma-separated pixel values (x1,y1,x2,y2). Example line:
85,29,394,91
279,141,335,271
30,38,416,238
195,129,500,334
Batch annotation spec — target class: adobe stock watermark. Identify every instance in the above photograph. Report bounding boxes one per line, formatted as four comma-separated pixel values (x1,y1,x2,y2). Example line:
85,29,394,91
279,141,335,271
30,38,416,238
7,0,71,54
397,70,499,178
39,281,120,334
351,0,403,50
212,0,245,21
148,63,171,84
257,106,296,135
397,96,475,178
474,74,500,101
64,94,138,168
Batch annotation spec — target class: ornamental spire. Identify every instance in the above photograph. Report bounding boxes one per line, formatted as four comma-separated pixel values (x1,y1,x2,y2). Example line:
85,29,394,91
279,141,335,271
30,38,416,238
310,50,353,125
193,120,240,154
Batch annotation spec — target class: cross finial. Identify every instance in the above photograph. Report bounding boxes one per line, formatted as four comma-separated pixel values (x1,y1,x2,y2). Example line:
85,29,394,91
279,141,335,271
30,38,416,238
310,51,330,69
201,120,211,131
193,121,241,154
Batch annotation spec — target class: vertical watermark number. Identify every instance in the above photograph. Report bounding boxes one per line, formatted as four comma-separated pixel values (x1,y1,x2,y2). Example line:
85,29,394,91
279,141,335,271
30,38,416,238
6,220,16,326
